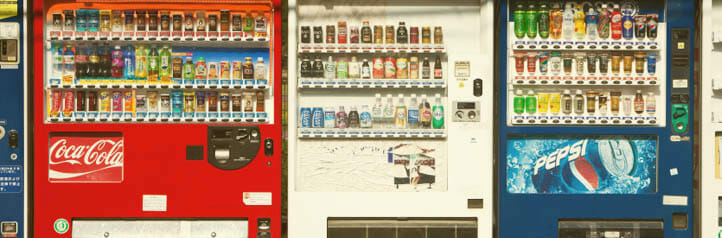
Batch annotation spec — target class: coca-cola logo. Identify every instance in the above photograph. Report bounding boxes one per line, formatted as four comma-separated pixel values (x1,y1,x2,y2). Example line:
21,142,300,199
48,134,124,183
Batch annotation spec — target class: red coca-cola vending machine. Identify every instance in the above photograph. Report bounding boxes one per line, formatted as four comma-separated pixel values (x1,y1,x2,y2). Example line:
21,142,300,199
33,0,282,237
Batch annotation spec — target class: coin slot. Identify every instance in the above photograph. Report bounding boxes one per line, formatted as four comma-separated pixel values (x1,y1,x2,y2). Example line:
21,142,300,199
467,199,483,209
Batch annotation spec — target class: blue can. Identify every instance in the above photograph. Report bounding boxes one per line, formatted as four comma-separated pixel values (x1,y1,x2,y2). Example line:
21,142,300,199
312,107,324,128
300,107,312,128
622,13,634,40
647,53,657,74
530,139,638,193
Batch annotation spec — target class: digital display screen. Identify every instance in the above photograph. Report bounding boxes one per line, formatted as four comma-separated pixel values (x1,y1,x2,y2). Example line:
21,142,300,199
457,102,476,110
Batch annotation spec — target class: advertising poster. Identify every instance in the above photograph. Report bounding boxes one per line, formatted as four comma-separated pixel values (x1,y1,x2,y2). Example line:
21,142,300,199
507,135,657,194
296,140,446,192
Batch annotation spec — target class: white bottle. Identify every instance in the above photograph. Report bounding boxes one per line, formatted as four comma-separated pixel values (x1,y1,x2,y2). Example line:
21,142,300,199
372,93,384,123
395,94,407,129
646,92,656,116
383,94,395,128
562,3,575,40
348,56,360,79
324,56,336,79
254,57,266,80
53,45,64,79
324,106,336,128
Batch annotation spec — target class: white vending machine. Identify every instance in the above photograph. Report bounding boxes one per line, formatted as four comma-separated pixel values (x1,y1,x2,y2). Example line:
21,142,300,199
288,0,495,237
702,0,721,237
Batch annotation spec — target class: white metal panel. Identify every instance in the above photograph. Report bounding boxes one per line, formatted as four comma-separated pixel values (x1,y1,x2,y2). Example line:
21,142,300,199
71,220,249,238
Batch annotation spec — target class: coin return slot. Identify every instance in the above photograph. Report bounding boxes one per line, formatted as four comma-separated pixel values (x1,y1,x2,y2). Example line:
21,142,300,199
672,213,687,230
208,126,261,170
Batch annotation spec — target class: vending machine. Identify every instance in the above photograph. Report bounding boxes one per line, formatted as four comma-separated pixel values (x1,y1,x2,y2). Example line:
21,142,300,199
288,0,495,237
33,0,282,237
497,0,695,237
701,0,722,237
0,1,26,238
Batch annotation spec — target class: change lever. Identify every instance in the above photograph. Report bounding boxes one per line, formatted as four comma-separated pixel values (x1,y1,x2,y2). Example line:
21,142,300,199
673,108,687,119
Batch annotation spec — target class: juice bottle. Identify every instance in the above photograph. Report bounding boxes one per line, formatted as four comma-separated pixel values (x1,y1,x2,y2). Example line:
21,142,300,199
598,4,611,39
525,3,538,38
420,95,432,129
135,45,147,79
634,90,644,114
111,45,124,78
513,3,526,39
610,4,623,40
148,46,159,83
538,93,550,114
513,89,525,115
525,90,537,114
395,95,407,129
573,4,586,40
550,3,563,39
549,93,561,114
159,45,171,83
195,57,207,80
538,3,550,39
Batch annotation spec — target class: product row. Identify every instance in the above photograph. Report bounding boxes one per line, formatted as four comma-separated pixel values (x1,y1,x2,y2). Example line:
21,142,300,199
300,21,443,45
512,1,658,41
47,90,267,122
49,9,268,39
512,89,656,117
48,44,267,86
512,51,657,76
300,94,444,130
300,56,443,80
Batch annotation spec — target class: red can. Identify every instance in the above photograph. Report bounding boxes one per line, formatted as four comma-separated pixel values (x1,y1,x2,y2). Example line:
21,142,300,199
410,27,419,44
76,91,86,112
50,90,62,117
88,91,98,112
372,57,384,79
63,90,75,117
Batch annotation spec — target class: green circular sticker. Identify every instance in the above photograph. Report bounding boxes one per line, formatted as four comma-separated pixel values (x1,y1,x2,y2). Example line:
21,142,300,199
54,218,69,234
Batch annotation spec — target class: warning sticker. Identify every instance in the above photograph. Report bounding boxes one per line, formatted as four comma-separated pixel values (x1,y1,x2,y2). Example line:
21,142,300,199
243,192,272,206
142,195,167,212
0,166,21,193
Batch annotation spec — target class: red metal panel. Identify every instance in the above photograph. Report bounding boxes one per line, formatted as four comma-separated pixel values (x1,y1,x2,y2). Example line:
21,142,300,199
32,1,282,237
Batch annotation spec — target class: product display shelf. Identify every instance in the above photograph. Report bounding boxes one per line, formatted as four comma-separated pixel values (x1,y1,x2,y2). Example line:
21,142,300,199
48,114,269,123
297,128,446,139
48,30,269,44
511,114,658,126
511,39,661,51
510,75,659,86
298,78,445,89
47,80,271,90
298,43,445,54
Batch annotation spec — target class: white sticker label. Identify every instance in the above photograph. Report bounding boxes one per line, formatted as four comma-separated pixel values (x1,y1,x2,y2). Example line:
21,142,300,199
670,168,679,176
142,195,167,212
662,195,688,206
673,79,688,88
454,61,470,79
243,192,272,206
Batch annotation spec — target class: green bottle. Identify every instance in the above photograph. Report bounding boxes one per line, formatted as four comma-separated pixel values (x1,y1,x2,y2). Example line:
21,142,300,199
514,3,527,39
183,57,194,80
526,3,538,38
244,12,254,32
526,90,537,114
159,45,171,82
432,94,444,129
538,3,550,38
147,46,159,82
514,89,525,114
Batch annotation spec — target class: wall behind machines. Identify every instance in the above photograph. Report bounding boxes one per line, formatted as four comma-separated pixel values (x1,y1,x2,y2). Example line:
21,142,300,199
0,0,25,237
289,0,494,237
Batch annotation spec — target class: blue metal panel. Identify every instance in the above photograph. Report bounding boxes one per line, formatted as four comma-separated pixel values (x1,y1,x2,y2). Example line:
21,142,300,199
0,0,24,238
496,0,695,238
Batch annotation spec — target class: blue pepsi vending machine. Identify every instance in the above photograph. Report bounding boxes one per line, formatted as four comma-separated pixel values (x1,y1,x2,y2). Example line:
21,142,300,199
0,0,25,238
497,0,694,237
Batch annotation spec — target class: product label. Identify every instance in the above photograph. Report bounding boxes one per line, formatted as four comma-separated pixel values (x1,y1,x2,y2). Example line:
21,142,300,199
48,133,123,183
243,192,272,206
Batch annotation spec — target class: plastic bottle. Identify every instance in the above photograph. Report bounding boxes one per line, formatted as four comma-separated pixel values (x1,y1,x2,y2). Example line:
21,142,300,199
361,59,371,79
538,3,550,39
432,94,444,129
395,95,407,129
383,94,395,128
598,4,611,39
348,56,360,79
324,56,336,79
610,4,622,40
562,89,572,114
550,3,563,39
573,4,586,40
562,3,575,40
372,94,384,124
255,57,266,80
422,57,431,79
88,46,99,78
123,45,135,79
513,3,526,39
183,57,194,81
586,8,598,40
622,9,634,40
420,95,432,128
433,56,443,80
646,92,656,115
407,94,420,128
195,57,207,80
634,90,644,114
148,46,159,81
324,106,336,128
526,3,538,38
99,46,111,78
159,45,171,81
53,44,64,79
513,89,525,114
348,106,360,128
336,106,348,129
336,57,348,79
360,105,372,128
135,45,147,79
63,44,75,82
75,46,87,79
111,45,124,78
574,89,584,115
